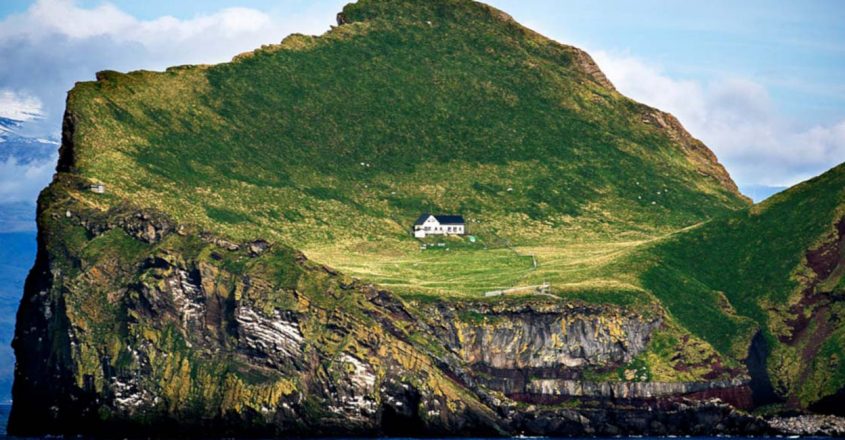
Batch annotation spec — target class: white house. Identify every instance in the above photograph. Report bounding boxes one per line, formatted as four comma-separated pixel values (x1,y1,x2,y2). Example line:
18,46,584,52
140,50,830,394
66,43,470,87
413,214,466,238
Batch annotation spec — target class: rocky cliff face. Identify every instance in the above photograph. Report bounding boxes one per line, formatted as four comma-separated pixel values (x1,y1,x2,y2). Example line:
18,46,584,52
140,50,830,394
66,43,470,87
8,175,776,436
446,304,659,370
9,180,506,436
415,301,754,409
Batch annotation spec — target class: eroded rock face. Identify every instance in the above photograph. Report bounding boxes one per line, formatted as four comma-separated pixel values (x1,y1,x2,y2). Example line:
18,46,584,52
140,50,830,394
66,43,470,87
508,400,770,436
768,415,845,437
326,353,378,420
169,269,205,326
525,378,746,399
235,306,304,367
570,47,616,91
444,305,660,370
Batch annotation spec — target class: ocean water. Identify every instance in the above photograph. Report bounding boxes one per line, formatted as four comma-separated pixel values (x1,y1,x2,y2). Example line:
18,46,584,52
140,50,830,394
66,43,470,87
0,404,828,439
0,405,8,438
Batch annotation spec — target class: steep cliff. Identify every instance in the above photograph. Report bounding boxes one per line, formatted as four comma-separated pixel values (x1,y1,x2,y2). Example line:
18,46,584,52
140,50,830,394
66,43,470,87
10,178,505,435
9,178,765,435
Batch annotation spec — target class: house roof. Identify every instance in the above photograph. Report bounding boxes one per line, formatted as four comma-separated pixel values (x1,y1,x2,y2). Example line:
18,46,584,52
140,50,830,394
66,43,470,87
413,214,432,226
414,213,465,226
435,215,465,225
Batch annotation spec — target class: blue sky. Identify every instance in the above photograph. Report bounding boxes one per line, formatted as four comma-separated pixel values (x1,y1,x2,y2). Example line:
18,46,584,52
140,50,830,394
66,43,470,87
0,0,844,218
502,0,845,121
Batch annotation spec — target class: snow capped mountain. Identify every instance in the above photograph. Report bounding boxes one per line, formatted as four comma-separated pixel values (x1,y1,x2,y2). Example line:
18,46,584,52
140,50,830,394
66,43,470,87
0,116,59,232
0,117,22,140
0,116,59,162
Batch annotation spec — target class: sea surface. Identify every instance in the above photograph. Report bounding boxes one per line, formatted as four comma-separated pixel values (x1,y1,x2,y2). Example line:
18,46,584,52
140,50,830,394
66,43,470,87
0,403,830,440
0,232,37,404
0,404,9,437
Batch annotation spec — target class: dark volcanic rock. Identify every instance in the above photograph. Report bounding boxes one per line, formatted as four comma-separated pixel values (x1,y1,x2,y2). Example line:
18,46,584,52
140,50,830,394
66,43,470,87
769,414,845,436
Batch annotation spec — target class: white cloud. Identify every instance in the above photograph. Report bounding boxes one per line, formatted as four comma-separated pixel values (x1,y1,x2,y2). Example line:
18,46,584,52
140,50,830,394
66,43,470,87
0,89,42,121
0,0,339,137
592,51,845,187
0,157,55,204
0,0,274,44
23,0,135,39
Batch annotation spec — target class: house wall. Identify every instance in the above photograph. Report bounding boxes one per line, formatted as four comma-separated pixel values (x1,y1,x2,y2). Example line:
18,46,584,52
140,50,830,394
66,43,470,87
414,216,466,237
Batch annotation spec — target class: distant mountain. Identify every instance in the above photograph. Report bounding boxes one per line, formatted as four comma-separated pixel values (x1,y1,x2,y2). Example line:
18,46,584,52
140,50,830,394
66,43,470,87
0,116,58,233
0,116,58,163
0,117,18,134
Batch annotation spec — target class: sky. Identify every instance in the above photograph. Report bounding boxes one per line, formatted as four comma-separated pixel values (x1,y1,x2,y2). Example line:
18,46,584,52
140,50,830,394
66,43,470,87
0,0,844,223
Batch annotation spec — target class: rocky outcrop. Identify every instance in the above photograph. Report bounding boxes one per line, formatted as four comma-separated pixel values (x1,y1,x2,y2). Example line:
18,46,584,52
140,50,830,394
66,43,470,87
570,47,615,90
411,301,754,409
640,108,746,199
234,306,304,368
508,399,770,436
525,378,746,399
769,415,845,436
438,303,660,370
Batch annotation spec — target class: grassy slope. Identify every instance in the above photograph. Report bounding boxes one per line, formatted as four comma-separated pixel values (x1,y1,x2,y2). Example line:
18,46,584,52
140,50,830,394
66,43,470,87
62,0,746,301
633,163,845,401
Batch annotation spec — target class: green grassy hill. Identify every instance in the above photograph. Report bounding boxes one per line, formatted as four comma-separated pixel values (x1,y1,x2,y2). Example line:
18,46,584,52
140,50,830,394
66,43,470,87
633,163,845,405
62,0,746,299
